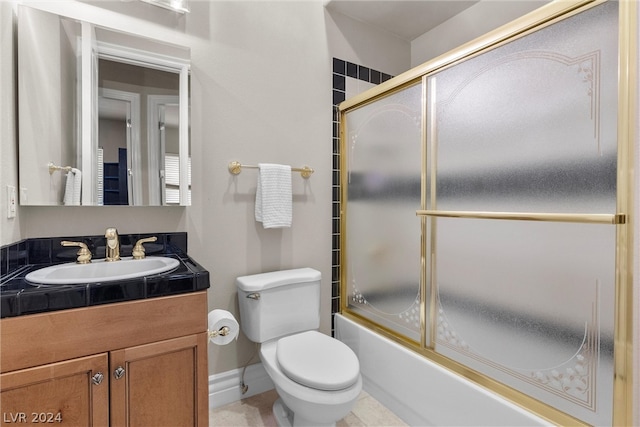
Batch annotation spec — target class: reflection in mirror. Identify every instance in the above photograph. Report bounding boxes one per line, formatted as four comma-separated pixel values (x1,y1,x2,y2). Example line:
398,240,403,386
152,102,192,205
18,7,81,206
18,5,191,206
98,84,141,205
98,59,181,205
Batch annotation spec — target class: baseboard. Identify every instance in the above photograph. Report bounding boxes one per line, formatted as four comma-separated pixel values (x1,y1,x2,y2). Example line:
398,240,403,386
209,362,275,409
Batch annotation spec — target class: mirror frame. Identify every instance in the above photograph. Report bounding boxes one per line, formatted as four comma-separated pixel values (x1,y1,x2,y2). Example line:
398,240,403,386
17,5,191,206
93,40,191,206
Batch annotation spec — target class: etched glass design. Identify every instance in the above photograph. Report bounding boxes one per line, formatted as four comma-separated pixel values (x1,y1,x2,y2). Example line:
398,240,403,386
428,2,618,215
434,218,614,425
345,84,422,341
426,2,618,425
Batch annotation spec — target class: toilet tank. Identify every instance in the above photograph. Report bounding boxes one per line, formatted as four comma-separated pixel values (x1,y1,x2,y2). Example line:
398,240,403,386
236,268,321,343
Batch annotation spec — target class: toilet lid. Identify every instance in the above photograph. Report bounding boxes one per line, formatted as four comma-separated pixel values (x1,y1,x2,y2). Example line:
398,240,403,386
276,331,359,391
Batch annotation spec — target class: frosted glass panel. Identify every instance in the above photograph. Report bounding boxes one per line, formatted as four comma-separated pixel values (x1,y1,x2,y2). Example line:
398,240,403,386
433,218,615,425
342,1,620,424
427,3,618,425
428,1,618,214
345,84,422,341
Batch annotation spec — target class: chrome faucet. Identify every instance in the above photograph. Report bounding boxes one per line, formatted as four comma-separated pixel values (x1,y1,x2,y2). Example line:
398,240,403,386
105,227,121,261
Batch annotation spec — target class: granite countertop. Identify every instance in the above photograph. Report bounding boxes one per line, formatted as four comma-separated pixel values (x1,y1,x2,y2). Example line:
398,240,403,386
0,232,209,318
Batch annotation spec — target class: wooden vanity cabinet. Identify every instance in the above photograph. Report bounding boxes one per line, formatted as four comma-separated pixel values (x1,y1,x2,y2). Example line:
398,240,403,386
0,354,109,425
110,333,208,426
0,291,208,427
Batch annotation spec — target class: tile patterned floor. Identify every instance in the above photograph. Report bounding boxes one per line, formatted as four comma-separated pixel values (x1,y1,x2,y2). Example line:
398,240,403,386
209,389,408,427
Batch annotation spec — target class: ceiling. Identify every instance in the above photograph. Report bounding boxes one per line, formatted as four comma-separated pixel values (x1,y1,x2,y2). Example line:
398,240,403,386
325,0,480,41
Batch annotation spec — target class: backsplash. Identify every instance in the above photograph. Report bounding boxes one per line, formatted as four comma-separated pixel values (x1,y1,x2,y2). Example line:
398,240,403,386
0,232,209,318
1,232,188,277
1,240,27,278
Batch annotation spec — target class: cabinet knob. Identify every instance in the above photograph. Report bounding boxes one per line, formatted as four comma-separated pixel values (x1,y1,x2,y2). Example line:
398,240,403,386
113,366,126,380
92,372,104,385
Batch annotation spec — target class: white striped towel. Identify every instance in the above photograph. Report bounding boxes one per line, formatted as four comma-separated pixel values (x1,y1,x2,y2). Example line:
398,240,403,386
255,163,292,228
63,168,82,206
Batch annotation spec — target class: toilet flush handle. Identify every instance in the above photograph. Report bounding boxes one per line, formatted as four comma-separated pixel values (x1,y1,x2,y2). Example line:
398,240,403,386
246,293,260,300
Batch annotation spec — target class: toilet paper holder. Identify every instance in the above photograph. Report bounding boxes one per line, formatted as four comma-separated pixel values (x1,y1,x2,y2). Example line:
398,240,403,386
208,326,231,339
207,309,239,345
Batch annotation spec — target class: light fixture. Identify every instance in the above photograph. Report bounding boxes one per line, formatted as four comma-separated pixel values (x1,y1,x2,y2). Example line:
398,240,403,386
139,0,189,14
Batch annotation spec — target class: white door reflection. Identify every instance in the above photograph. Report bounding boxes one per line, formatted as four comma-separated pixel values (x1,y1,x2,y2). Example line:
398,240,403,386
98,89,141,205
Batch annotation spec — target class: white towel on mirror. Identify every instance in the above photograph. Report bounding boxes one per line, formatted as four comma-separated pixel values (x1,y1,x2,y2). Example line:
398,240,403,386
255,163,292,228
71,168,82,205
63,171,74,205
63,168,82,206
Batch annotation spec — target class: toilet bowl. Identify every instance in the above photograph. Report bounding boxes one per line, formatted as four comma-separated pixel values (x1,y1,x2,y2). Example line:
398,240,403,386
261,332,362,427
236,268,362,427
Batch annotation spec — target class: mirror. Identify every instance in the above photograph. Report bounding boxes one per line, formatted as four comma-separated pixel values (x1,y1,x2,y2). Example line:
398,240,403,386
18,5,191,206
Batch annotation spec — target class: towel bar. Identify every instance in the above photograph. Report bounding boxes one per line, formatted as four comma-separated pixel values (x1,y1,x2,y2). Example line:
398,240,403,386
228,161,314,179
48,162,72,175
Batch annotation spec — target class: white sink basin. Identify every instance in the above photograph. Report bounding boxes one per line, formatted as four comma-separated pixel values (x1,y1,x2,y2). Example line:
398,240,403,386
25,257,180,285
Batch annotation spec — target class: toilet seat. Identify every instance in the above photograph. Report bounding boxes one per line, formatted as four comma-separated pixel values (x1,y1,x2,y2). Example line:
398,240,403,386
276,331,360,391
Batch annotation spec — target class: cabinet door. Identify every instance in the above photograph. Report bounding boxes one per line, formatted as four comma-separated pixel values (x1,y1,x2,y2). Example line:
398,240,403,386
0,353,109,426
110,333,208,427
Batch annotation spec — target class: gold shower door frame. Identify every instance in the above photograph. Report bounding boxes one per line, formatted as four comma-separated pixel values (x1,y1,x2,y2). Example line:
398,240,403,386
338,0,636,425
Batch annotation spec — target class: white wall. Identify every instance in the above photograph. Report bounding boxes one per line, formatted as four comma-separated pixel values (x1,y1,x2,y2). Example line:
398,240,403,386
189,0,333,375
326,6,409,77
1,1,409,377
411,0,550,67
1,2,21,245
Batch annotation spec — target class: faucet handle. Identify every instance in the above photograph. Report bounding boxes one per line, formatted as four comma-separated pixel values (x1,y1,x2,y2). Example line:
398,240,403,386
61,241,92,264
132,237,157,260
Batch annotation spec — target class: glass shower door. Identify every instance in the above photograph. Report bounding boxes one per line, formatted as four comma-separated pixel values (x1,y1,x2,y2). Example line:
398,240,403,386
424,2,618,424
344,84,423,342
340,1,629,424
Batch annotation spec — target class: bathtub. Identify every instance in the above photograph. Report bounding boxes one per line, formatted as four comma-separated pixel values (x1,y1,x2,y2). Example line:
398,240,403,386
335,314,549,426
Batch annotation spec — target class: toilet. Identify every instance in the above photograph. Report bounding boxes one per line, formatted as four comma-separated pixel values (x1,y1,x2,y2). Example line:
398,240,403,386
236,268,362,427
